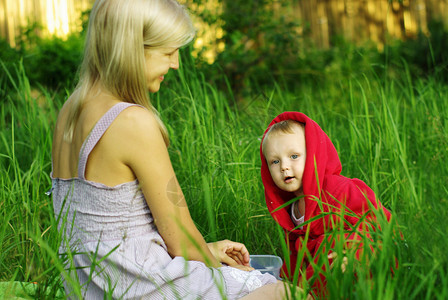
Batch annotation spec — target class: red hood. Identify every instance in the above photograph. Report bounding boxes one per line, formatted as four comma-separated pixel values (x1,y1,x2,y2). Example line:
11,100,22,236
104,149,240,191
260,112,390,238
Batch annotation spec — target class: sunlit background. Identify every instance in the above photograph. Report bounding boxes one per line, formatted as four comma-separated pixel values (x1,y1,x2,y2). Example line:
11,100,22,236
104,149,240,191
0,0,91,45
0,0,447,63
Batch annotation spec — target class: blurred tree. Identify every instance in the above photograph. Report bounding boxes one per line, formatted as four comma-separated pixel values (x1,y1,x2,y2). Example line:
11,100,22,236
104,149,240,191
200,0,302,99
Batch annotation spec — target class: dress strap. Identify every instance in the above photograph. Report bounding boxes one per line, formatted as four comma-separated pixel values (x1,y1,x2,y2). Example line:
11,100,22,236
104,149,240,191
78,102,140,179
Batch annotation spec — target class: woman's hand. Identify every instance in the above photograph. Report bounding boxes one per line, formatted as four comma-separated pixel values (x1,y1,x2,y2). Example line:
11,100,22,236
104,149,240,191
207,240,254,271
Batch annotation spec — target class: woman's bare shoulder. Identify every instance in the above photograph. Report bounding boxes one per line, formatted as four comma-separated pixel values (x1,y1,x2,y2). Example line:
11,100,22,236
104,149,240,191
108,105,171,179
106,105,167,158
113,105,162,135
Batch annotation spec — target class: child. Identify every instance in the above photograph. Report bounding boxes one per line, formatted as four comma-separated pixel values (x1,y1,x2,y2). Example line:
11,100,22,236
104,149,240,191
260,111,392,295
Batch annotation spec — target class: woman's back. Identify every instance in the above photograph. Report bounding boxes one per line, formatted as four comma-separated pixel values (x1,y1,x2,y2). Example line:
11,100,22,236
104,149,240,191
52,100,209,299
52,99,169,298
52,91,137,186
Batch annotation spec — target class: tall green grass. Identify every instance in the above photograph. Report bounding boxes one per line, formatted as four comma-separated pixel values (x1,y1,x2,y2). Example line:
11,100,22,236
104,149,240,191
0,54,447,298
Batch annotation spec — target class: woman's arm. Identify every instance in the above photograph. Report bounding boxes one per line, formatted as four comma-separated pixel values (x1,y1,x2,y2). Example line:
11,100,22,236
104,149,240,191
117,107,221,267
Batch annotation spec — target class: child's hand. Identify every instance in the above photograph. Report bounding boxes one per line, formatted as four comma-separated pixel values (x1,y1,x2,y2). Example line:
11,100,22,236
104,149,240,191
328,251,348,273
207,240,254,270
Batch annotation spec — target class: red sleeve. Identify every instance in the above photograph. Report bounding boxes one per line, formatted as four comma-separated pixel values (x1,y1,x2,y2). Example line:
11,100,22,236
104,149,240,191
332,178,392,259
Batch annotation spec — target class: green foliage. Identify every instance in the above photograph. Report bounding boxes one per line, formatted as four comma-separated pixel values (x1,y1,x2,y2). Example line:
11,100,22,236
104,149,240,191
0,39,20,63
197,0,301,97
0,40,21,99
160,53,448,298
187,0,448,101
384,20,448,83
0,62,64,299
0,20,85,92
1,49,448,298
2,3,447,98
15,22,43,52
1,4,448,298
23,34,84,90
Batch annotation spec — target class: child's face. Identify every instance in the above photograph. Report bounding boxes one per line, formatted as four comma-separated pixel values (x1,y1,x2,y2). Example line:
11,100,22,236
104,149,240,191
264,127,306,195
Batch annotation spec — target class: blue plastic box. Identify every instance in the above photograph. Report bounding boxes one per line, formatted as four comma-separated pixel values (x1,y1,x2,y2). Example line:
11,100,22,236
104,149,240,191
249,255,283,279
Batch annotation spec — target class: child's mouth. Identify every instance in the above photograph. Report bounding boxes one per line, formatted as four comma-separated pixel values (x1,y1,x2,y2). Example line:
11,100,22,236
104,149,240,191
284,176,295,183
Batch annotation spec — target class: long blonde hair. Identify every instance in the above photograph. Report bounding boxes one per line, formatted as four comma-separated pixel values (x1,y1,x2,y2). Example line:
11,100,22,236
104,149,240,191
64,0,195,145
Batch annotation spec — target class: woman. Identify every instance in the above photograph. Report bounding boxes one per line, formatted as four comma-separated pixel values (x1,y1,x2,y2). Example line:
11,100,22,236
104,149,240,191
51,0,289,298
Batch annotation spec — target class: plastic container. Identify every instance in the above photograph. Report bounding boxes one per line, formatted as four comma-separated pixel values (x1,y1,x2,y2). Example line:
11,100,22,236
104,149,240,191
249,255,283,279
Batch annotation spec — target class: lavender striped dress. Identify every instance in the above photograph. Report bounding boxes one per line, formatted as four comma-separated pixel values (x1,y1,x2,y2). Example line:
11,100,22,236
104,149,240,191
51,102,277,299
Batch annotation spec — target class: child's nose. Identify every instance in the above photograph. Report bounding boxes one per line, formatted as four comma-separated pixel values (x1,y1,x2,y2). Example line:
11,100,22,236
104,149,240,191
281,163,290,171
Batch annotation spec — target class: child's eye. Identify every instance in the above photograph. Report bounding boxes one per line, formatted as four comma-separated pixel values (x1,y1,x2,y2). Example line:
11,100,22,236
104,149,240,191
271,160,279,165
291,154,299,159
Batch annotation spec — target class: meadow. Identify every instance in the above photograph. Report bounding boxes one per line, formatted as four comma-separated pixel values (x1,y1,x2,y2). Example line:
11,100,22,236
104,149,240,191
0,45,447,299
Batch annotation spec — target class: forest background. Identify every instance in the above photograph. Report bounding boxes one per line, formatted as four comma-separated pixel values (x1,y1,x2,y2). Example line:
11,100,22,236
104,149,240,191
0,0,447,298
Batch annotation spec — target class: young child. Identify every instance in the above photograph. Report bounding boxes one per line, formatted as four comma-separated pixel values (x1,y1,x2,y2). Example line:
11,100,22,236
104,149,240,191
260,111,392,295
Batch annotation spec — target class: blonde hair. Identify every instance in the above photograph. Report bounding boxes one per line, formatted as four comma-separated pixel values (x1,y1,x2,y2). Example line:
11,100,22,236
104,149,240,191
262,120,305,156
64,0,196,145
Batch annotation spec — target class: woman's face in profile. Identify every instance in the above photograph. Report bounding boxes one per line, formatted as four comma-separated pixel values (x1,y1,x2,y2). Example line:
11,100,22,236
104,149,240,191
144,47,180,92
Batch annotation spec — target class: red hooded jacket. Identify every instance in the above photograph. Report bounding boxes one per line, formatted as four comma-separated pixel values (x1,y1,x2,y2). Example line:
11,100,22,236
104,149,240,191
260,112,391,293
